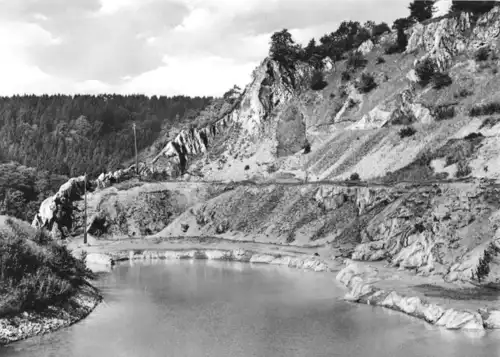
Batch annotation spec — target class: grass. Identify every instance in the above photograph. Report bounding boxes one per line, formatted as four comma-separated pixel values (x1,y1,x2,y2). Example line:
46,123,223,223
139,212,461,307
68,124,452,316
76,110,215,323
0,218,96,318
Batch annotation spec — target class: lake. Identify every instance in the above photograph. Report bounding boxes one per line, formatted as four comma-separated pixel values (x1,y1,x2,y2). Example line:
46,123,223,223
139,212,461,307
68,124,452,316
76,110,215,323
2,260,500,357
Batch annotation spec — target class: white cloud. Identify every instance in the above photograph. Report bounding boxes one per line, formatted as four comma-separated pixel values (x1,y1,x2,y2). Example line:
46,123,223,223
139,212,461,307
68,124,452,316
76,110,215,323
121,56,258,96
0,0,411,96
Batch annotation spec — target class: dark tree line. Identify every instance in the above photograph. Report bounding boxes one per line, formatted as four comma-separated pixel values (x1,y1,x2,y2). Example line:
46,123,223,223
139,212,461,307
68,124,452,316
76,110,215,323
0,94,213,178
0,162,69,222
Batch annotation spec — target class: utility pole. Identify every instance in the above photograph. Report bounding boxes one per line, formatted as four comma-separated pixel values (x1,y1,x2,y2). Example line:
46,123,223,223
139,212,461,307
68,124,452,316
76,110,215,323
83,172,88,245
133,122,138,175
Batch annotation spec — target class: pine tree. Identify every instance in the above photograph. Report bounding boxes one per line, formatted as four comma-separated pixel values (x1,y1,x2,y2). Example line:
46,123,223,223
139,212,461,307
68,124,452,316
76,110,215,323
409,1,436,22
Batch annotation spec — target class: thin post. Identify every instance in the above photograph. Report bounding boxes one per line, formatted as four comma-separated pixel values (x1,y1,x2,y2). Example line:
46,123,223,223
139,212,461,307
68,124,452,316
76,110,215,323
83,172,88,245
133,122,138,175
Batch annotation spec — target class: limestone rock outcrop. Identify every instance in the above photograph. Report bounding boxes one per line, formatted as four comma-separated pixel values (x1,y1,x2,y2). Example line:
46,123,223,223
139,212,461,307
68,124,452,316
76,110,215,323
32,175,91,237
407,7,500,71
337,261,490,330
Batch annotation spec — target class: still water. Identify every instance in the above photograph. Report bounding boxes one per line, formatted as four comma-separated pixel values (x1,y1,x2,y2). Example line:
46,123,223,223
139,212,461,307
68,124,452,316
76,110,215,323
2,260,500,357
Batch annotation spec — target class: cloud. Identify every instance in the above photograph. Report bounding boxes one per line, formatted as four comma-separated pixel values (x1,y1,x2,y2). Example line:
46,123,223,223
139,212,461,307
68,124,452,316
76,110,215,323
0,0,411,96
120,55,258,97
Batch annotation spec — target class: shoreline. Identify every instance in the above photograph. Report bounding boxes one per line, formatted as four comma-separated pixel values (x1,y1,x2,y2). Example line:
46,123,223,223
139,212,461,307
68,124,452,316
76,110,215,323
0,285,102,346
4,234,499,348
78,236,500,332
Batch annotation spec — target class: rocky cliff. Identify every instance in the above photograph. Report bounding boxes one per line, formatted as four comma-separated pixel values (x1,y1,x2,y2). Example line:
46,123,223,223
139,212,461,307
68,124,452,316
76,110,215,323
31,6,500,289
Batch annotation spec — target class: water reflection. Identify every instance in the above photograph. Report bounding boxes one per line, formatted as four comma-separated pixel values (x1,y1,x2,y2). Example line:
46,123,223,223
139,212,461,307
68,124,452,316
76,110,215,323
2,260,500,357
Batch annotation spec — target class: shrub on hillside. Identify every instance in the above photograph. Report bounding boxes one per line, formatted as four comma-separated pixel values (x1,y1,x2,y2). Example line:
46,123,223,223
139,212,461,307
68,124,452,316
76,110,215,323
310,70,328,91
475,46,491,62
384,43,403,55
341,71,351,82
464,132,484,140
376,56,386,64
399,126,416,138
415,57,437,84
302,141,311,154
454,88,474,98
0,220,96,317
456,162,472,178
372,22,391,37
431,72,453,89
244,165,250,171
469,102,500,116
349,173,361,181
346,51,367,70
433,104,456,120
355,73,377,93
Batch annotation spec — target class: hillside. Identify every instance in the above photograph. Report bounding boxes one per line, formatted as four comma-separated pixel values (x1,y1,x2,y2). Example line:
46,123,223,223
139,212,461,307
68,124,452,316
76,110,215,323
146,7,500,184
21,1,500,331
0,216,101,345
0,94,213,178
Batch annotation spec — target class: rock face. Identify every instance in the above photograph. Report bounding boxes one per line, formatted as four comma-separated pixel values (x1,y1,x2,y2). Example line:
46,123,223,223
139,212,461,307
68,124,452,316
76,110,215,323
32,175,92,237
407,7,500,71
151,58,313,176
336,261,488,330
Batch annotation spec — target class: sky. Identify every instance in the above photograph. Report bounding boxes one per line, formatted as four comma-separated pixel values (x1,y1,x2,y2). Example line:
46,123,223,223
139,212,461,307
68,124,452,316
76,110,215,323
0,0,451,97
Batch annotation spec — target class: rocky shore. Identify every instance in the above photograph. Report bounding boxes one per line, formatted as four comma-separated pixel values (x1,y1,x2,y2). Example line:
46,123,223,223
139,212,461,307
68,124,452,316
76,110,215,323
0,286,102,346
76,236,500,332
337,260,500,331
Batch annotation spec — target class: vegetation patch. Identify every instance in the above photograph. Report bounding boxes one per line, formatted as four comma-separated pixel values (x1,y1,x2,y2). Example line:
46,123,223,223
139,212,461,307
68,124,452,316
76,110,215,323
310,70,328,91
399,126,416,138
0,219,96,318
355,73,377,93
415,57,437,85
475,46,491,62
346,51,368,71
431,72,453,89
382,132,484,183
433,104,456,121
453,88,474,99
469,102,500,117
479,116,500,130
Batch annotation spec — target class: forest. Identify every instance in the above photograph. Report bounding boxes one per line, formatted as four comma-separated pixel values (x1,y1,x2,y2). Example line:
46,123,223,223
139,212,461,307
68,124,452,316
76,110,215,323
0,94,215,222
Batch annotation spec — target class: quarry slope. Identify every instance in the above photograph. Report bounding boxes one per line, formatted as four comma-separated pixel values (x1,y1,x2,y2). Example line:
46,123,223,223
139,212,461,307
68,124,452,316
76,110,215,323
28,6,500,332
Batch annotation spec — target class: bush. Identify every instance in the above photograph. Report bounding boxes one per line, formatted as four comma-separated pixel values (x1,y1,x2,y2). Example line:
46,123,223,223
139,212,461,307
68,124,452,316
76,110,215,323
464,132,484,140
376,56,386,64
372,22,391,37
415,57,437,84
475,46,491,62
399,126,416,138
469,102,500,116
244,165,250,171
456,162,472,178
341,71,351,82
453,88,474,98
302,141,311,154
433,104,456,121
349,173,360,181
0,220,96,317
355,73,377,93
310,70,328,90
385,43,403,55
431,72,452,89
346,51,367,70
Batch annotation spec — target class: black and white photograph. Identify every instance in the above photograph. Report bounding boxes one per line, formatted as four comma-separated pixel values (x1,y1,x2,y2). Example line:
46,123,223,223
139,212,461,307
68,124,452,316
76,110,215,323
1,0,500,356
